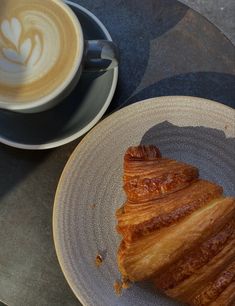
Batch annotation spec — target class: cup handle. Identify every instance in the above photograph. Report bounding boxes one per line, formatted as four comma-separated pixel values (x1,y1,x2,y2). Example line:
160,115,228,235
84,40,119,71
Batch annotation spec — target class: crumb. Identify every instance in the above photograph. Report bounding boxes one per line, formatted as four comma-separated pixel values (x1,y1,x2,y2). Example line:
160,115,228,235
115,206,124,217
122,281,130,289
113,277,132,295
91,204,96,209
122,277,131,289
95,254,103,267
114,280,122,296
225,124,228,130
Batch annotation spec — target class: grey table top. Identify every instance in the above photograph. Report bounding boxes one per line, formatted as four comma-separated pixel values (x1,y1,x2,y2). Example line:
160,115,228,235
0,1,234,305
180,0,235,44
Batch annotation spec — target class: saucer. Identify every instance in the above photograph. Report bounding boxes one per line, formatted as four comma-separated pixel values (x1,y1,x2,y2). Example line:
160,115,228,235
0,1,118,150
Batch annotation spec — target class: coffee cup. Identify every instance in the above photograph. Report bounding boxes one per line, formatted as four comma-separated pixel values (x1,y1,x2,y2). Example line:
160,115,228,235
0,0,118,113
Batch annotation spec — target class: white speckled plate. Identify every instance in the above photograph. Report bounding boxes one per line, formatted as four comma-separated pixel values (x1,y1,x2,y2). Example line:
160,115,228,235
53,96,235,306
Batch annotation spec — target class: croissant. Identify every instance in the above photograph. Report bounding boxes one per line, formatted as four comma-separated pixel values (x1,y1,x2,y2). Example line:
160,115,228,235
116,145,235,305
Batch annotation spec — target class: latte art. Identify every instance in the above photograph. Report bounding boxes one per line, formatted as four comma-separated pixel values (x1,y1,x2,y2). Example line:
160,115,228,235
0,14,60,84
1,18,42,67
0,0,81,104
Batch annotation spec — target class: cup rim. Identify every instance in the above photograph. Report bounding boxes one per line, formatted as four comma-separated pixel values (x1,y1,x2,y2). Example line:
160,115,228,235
0,0,84,111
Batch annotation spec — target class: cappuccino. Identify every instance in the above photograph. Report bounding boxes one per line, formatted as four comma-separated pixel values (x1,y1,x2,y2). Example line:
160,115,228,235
0,0,82,105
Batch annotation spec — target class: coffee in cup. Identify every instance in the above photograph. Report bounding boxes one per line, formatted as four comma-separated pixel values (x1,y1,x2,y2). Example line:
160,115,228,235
0,0,118,112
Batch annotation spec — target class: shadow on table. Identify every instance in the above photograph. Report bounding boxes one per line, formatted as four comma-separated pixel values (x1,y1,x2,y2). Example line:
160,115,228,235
0,139,79,201
121,72,235,108
0,141,80,306
0,145,51,200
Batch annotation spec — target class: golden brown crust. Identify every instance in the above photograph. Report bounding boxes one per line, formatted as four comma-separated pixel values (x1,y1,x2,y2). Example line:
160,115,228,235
117,180,223,241
192,261,235,305
118,197,235,281
209,282,235,306
166,234,235,302
124,158,199,202
123,145,199,202
116,145,235,305
124,145,161,161
154,220,235,291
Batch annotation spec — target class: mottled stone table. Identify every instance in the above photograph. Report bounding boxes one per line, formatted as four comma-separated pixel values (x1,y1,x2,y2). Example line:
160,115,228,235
0,0,234,305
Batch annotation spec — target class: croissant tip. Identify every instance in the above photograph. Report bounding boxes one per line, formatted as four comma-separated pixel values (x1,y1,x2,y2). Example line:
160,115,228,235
124,145,162,161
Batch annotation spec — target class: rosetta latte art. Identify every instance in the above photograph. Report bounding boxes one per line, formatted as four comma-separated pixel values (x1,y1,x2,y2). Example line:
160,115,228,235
0,0,80,104
0,11,61,86
0,17,42,68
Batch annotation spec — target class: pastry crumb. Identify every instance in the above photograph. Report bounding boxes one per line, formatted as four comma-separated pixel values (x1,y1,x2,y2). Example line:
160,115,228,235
114,280,122,296
122,277,131,289
91,204,96,209
114,278,132,295
224,124,228,130
95,254,103,267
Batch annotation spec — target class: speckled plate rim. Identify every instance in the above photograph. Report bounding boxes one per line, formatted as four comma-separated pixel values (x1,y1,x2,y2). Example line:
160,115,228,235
53,96,235,305
0,1,118,150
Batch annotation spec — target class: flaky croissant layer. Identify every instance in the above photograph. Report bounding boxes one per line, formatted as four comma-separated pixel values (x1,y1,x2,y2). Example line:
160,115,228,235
116,145,235,306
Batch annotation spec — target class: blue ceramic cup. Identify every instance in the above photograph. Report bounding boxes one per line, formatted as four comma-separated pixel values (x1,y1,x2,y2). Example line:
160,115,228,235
0,0,118,113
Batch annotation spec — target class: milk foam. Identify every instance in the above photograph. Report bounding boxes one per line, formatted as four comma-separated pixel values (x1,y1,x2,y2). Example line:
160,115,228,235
0,0,80,103
0,13,60,85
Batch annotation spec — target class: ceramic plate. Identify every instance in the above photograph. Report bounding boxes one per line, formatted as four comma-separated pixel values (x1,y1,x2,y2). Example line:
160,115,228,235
53,96,235,306
0,2,118,150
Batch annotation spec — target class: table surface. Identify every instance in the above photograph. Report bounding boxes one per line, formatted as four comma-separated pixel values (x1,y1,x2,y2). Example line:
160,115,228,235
0,1,234,305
